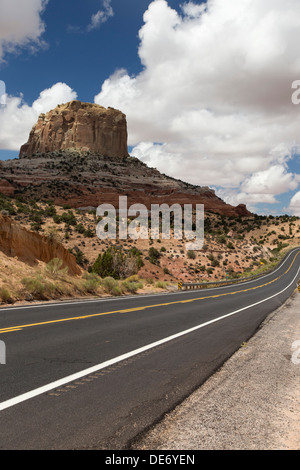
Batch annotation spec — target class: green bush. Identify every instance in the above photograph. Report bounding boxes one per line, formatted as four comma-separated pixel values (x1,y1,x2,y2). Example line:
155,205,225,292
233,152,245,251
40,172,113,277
21,276,46,299
187,250,196,259
92,247,143,279
60,210,77,226
149,247,161,265
0,287,13,304
93,249,116,278
155,281,167,289
122,279,143,294
101,277,121,296
81,272,101,294
45,258,68,279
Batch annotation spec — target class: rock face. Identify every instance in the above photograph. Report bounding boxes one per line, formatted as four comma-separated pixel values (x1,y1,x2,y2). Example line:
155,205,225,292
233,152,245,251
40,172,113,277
19,101,129,158
0,214,81,275
0,101,251,218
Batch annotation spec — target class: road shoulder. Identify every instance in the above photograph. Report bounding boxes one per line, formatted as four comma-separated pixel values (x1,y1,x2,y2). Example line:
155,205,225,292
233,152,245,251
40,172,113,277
133,290,300,450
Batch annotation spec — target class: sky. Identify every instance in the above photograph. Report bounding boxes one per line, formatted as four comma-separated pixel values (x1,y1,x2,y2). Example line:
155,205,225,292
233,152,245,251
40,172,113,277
0,0,300,216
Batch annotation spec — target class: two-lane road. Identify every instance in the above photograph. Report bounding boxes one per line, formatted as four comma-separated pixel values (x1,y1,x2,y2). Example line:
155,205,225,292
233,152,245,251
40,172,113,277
0,247,299,449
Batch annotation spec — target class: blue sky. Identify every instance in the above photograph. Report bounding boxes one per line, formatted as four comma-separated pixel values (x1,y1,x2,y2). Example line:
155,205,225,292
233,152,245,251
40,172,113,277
1,0,156,104
0,0,300,216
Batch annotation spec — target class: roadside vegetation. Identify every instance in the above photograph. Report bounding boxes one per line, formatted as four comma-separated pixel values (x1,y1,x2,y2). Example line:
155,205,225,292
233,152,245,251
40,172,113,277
0,193,299,305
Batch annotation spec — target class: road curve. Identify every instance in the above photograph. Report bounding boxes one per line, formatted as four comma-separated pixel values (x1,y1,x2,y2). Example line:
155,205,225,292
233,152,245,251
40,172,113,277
0,247,299,449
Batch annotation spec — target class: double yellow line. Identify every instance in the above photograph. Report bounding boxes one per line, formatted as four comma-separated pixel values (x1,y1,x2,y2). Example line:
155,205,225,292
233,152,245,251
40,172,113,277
1,250,299,336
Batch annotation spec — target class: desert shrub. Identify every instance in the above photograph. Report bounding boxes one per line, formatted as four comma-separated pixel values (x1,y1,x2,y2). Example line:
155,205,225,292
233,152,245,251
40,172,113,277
45,226,60,242
16,202,30,215
44,204,57,217
84,227,94,238
218,234,227,244
45,258,68,279
81,272,101,294
122,279,143,294
128,247,144,270
60,210,77,226
93,249,115,278
101,277,121,296
0,196,16,216
52,214,62,224
75,223,86,234
69,247,87,267
155,281,167,289
21,276,46,299
0,287,13,304
187,250,196,259
30,222,42,232
211,258,220,267
148,247,161,265
92,247,143,279
30,212,44,225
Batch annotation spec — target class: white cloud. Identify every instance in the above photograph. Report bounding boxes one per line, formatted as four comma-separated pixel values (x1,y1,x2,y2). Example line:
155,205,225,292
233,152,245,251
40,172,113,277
0,83,77,150
87,0,114,31
0,0,48,61
288,191,300,216
241,165,298,196
94,0,300,209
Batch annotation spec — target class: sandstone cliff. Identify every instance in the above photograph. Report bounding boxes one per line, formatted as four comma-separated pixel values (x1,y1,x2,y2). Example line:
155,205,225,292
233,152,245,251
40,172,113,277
0,214,81,276
19,101,129,158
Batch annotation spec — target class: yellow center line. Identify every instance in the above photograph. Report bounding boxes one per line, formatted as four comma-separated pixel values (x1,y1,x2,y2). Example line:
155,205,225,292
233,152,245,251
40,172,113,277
0,250,299,335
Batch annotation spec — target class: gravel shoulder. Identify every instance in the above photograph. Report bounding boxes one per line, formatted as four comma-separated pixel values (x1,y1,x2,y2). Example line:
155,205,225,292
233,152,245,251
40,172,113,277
133,290,300,450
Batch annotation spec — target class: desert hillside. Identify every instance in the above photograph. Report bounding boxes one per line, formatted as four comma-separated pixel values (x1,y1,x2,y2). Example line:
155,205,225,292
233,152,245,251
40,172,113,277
0,193,299,305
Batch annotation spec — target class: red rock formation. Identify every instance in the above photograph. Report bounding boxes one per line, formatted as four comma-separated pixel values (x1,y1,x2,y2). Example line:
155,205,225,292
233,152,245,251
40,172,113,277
0,179,14,196
0,214,81,275
19,101,129,158
0,101,251,218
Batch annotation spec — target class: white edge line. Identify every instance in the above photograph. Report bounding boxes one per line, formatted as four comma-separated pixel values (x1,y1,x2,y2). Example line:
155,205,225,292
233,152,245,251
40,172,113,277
1,262,299,413
1,248,299,313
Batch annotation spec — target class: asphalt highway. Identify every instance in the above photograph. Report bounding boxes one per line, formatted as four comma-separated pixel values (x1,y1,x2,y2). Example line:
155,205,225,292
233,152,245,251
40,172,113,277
0,247,299,449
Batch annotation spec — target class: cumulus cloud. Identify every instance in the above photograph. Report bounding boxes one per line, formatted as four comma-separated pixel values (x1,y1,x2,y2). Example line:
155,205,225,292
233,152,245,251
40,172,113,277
95,0,300,212
87,0,114,31
242,165,298,196
288,191,300,216
0,0,48,61
0,83,77,150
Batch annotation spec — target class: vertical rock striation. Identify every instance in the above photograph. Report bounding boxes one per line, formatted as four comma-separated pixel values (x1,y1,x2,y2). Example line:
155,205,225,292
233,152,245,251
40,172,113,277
19,100,129,158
